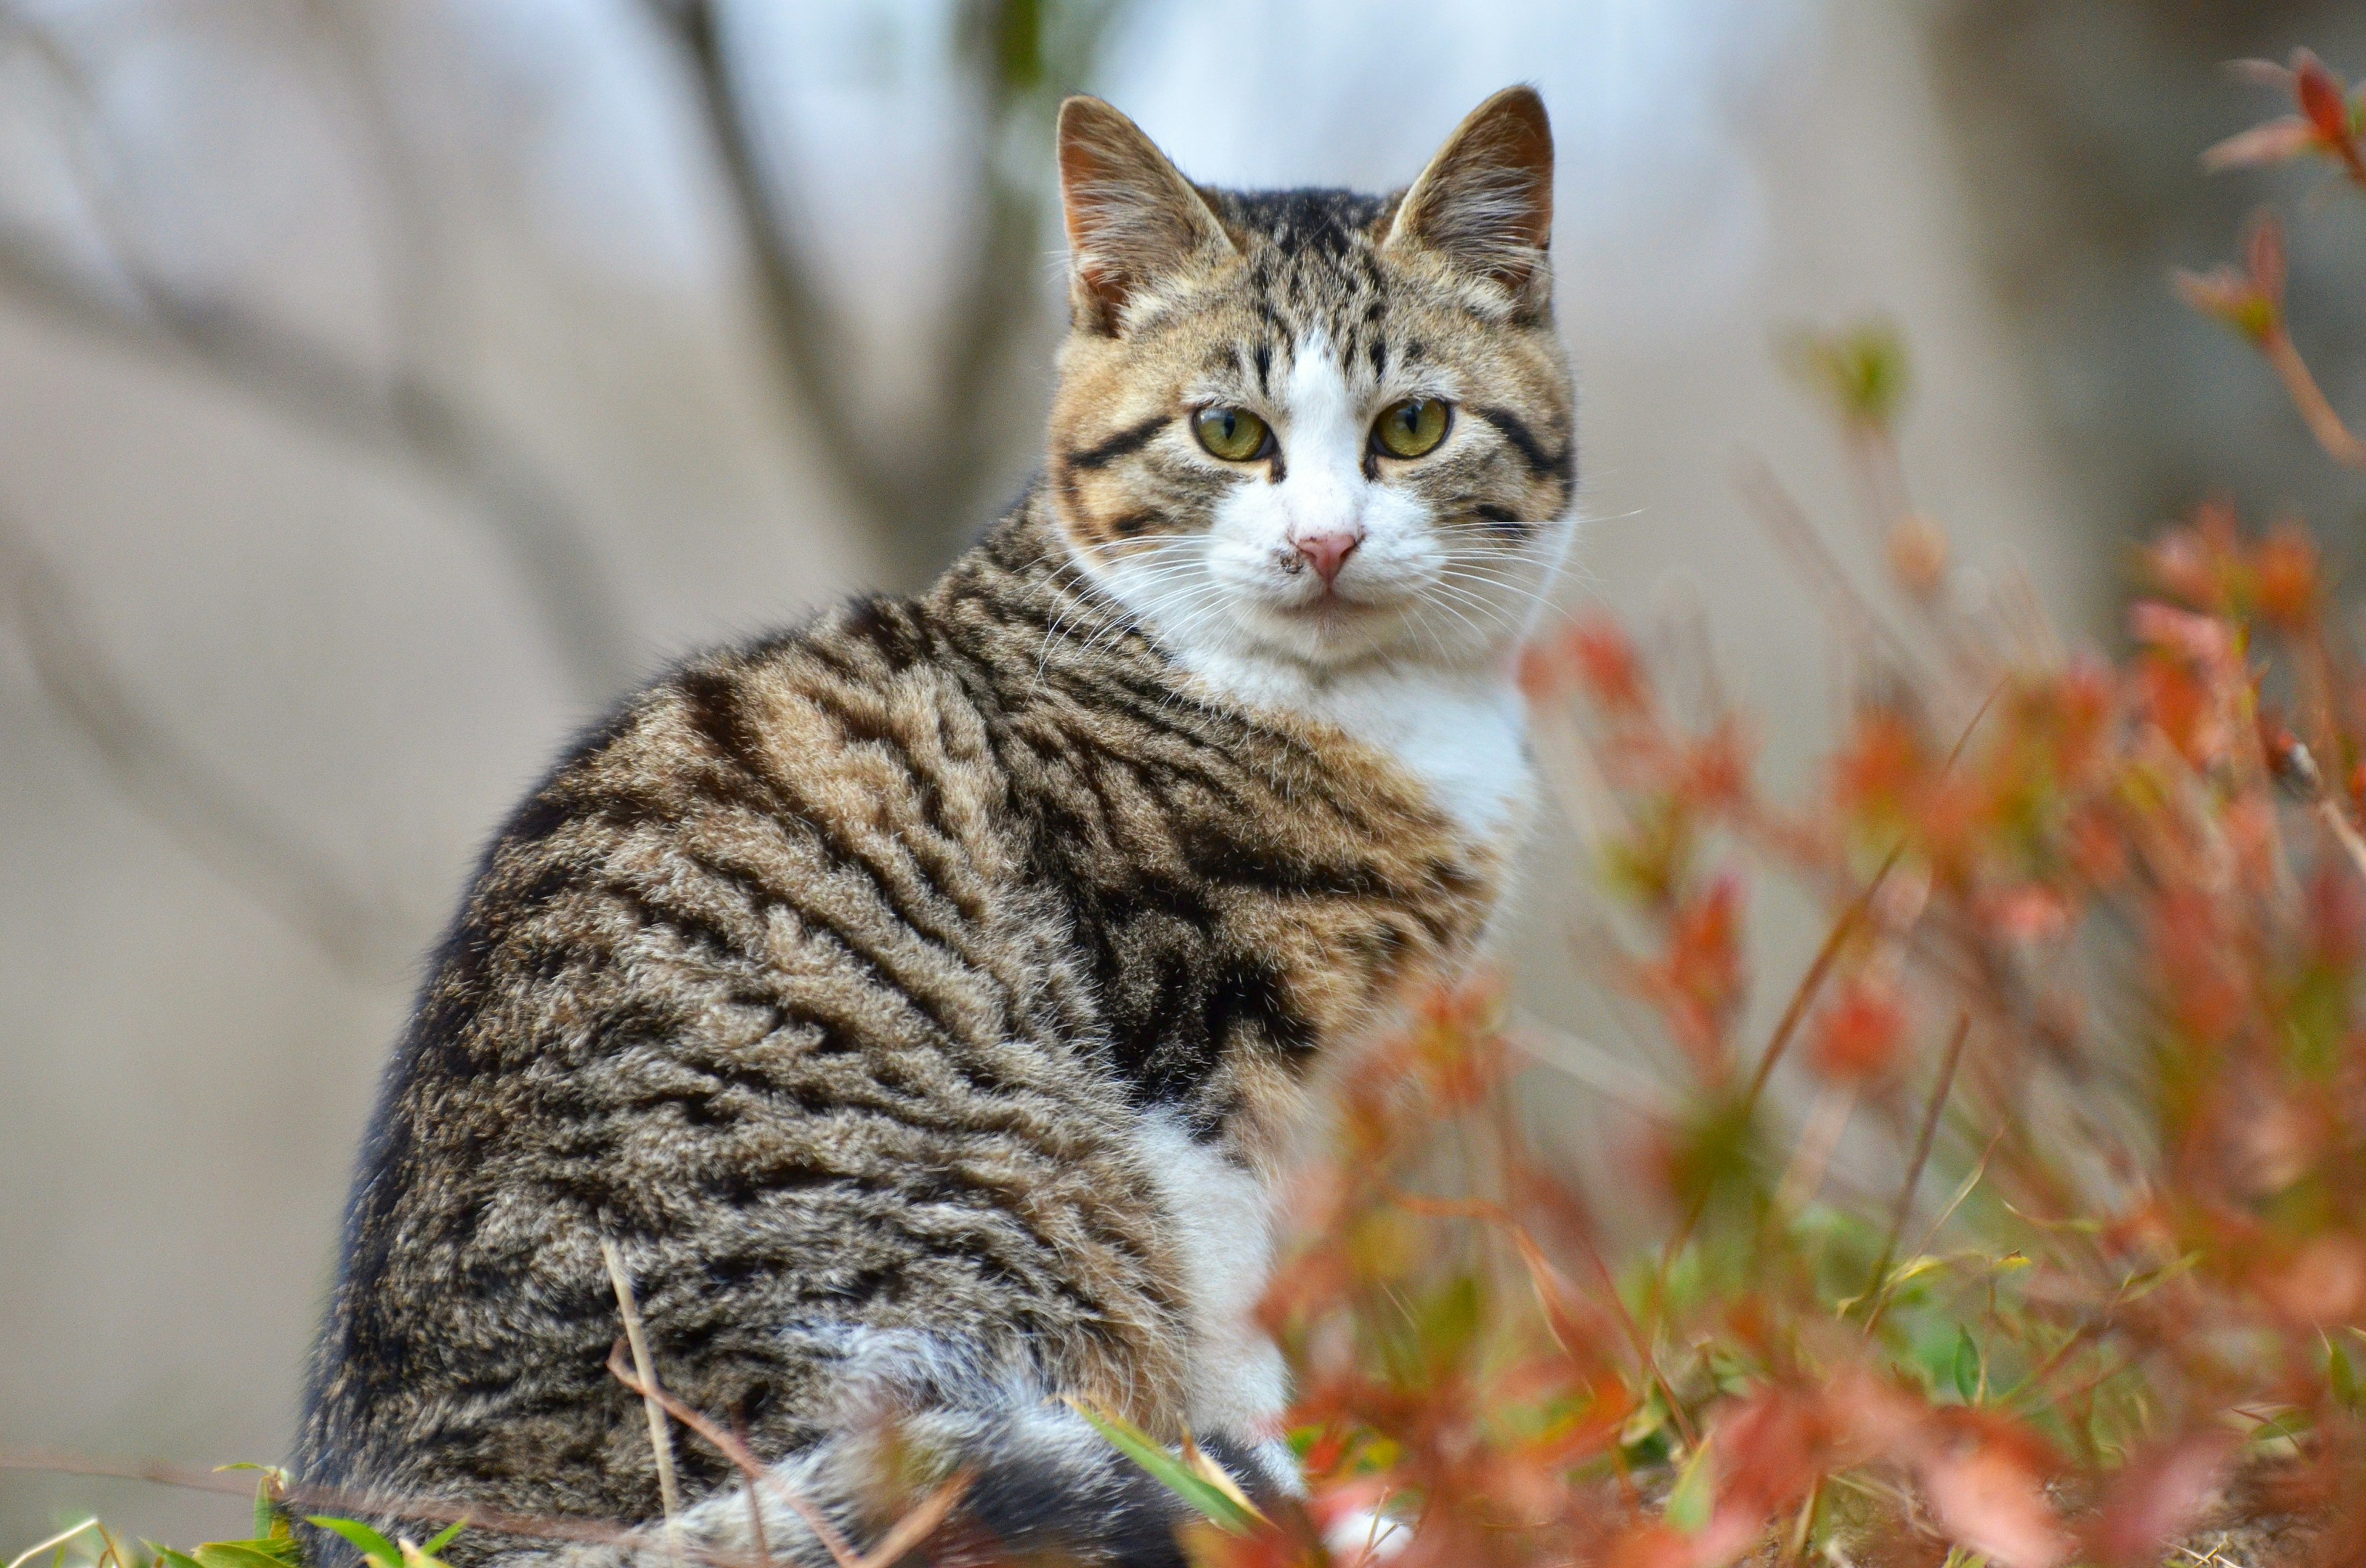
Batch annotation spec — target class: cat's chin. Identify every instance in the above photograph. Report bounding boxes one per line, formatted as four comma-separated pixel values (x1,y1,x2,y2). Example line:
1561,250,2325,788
1236,593,1400,647
1214,598,1494,676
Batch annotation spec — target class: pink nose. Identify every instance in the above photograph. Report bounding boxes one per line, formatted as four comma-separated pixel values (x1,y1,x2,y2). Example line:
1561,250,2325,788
1293,529,1362,585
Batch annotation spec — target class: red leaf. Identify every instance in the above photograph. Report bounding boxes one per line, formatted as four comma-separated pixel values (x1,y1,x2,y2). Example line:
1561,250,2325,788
1808,975,1906,1081
2293,49,2351,142
2227,57,2298,92
2128,601,2231,665
1834,709,1924,819
1645,876,1747,1066
2200,116,2318,171
2260,1234,2366,1325
1920,1439,2067,1568
2172,264,2277,343
1572,621,1650,716
2086,1432,2234,1567
2254,524,2320,626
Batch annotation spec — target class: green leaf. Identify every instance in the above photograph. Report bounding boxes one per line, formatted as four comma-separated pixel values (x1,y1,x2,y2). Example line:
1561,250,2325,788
193,1542,298,1568
1953,1326,1982,1403
2116,1252,2202,1306
2332,1335,2360,1410
1781,320,1912,429
1063,1398,1263,1535
212,1468,290,1543
198,1542,295,1568
150,1545,207,1568
418,1522,466,1559
306,1519,401,1568
1665,1437,1716,1535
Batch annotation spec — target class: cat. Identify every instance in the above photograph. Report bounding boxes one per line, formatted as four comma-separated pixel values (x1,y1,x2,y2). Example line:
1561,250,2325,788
296,84,1574,1568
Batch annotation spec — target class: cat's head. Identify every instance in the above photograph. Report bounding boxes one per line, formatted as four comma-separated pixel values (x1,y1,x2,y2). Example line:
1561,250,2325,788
1046,87,1574,683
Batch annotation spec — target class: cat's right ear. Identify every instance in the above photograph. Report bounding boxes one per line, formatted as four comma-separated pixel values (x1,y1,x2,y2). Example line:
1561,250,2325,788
1057,97,1235,335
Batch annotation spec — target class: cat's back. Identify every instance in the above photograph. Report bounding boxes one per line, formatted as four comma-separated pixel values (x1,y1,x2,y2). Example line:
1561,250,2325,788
298,587,1182,1524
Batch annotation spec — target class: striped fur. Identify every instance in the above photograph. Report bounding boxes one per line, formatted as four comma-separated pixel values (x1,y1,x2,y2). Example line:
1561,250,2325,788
298,87,1572,1568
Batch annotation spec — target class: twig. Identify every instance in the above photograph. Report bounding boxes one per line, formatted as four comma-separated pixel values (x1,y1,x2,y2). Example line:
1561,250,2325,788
6,1519,98,1568
2262,328,2366,472
1744,847,1903,1112
601,1239,685,1561
1772,1082,1858,1214
1736,457,1924,680
1860,1013,1971,1336
2315,797,2366,885
1657,679,1999,1274
1392,1191,1699,1450
843,1476,970,1568
604,1344,861,1568
727,1414,772,1568
1506,1015,1675,1118
1782,1478,1822,1567
1648,845,1898,1309
641,0,1126,582
604,1346,970,1568
0,6,633,694
0,223,634,699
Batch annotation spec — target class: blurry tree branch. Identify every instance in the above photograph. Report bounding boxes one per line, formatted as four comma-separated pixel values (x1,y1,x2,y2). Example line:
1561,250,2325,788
643,0,1126,585
0,0,1129,984
0,5,637,701
0,225,640,697
0,4,640,983
0,511,411,978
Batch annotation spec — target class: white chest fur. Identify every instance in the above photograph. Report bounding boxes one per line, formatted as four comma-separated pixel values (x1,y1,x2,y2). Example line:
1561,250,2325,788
1291,662,1534,844
1185,652,1537,847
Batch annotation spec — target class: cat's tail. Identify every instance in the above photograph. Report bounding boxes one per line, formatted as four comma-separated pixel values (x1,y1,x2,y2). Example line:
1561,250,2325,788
669,1390,1283,1568
487,1343,1293,1568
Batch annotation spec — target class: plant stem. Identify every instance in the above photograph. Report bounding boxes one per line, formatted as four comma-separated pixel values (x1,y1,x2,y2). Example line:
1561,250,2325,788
2264,328,2366,471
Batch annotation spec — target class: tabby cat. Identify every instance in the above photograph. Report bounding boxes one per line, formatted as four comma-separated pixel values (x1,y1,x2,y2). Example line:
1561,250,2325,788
298,84,1575,1568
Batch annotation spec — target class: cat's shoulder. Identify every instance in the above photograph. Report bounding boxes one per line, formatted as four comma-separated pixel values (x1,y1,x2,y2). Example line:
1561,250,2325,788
481,595,951,845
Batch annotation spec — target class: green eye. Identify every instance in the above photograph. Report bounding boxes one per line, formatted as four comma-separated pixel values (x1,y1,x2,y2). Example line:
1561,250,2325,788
1193,406,1272,462
1373,397,1450,459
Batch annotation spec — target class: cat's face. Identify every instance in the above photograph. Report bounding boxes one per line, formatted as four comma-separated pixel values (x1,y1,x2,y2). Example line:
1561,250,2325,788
1047,89,1574,679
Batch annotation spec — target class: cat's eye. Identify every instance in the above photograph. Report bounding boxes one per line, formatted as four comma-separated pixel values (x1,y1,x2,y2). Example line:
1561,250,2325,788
1193,406,1272,463
1372,397,1451,459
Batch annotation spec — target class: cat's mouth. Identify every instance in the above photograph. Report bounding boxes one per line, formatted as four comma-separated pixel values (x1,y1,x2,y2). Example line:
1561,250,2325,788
1271,578,1423,619
1270,593,1390,625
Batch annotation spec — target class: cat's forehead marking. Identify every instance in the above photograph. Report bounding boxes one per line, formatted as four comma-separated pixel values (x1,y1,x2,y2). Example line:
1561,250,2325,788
1279,333,1360,450
1195,186,1404,381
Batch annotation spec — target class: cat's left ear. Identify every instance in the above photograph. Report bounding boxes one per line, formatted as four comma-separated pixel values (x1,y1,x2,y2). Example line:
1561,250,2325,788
1057,96,1237,335
1383,86,1554,301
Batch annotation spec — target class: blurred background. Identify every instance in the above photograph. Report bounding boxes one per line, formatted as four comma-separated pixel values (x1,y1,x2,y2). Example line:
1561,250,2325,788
3,0,2364,1547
